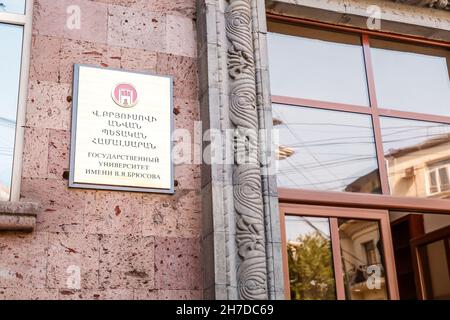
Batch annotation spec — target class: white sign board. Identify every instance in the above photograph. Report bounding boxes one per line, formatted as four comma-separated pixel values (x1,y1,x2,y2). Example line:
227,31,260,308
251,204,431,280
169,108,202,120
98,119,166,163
69,65,174,193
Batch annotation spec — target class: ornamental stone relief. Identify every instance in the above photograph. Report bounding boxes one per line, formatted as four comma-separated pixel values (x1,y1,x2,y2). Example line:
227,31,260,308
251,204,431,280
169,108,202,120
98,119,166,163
225,0,269,300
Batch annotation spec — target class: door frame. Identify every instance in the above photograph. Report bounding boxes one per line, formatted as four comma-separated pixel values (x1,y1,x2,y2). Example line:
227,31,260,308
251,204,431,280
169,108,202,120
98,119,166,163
279,203,400,300
410,225,450,300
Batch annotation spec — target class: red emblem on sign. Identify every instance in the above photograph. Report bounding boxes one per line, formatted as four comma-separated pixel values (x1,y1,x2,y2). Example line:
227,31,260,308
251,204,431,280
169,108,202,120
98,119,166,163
112,83,138,108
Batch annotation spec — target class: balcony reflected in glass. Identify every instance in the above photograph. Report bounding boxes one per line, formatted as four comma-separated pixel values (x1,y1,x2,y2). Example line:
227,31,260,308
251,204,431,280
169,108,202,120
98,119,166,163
338,218,388,300
380,117,450,199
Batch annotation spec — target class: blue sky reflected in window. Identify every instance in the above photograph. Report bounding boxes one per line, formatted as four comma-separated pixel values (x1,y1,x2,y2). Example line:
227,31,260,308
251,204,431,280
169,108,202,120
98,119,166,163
0,23,23,200
0,0,26,14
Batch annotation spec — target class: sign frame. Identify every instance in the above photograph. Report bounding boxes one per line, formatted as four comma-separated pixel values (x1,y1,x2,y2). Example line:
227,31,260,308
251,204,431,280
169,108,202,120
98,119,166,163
69,64,175,194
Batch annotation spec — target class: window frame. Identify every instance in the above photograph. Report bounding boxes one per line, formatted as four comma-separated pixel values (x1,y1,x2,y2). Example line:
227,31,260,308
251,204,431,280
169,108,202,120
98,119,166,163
410,225,450,299
279,203,399,300
426,164,450,196
0,0,33,202
268,14,450,214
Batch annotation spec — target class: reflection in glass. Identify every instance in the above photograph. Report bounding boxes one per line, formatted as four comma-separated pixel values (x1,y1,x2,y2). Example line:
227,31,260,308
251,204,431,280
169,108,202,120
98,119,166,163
338,218,388,300
285,215,336,300
371,39,450,117
380,117,450,199
418,239,450,299
267,22,369,106
273,104,381,193
0,0,26,14
0,23,23,201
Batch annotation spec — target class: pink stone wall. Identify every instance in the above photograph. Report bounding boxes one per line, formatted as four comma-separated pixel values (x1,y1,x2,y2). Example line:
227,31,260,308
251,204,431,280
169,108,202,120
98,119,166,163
0,0,201,300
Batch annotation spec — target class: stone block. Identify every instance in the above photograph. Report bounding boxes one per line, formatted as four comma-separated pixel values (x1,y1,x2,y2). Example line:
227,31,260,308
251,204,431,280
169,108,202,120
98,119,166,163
156,53,198,100
84,191,143,235
29,35,61,83
99,234,154,289
166,15,197,57
0,232,48,288
47,232,100,289
26,81,72,130
107,5,166,52
47,130,70,179
20,178,94,233
33,0,108,44
59,38,122,84
154,237,201,290
22,127,49,179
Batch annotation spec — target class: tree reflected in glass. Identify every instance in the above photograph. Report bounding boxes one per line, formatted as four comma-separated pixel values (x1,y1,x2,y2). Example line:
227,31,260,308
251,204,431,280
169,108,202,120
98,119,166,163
286,216,336,300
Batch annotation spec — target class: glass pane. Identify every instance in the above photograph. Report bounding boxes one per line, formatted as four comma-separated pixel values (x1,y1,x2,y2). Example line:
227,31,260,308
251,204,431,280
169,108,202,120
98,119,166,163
429,171,438,194
438,168,450,191
285,215,336,300
273,104,381,193
0,23,23,201
267,21,370,106
338,218,388,300
370,38,450,117
419,239,450,299
380,117,450,198
0,0,26,14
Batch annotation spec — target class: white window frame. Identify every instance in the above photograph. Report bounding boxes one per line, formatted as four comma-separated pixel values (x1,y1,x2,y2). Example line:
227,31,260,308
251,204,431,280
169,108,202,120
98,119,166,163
426,163,450,196
0,0,33,202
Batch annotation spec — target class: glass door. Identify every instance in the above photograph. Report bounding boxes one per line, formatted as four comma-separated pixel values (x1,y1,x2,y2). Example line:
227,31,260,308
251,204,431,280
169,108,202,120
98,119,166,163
280,204,399,300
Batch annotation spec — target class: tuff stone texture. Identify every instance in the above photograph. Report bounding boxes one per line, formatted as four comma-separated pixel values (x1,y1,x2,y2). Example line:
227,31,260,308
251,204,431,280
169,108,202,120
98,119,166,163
154,237,202,290
26,81,72,130
166,14,198,57
99,234,155,289
1,0,201,300
142,191,201,238
84,191,143,235
47,233,100,289
22,127,49,179
29,35,61,83
156,53,198,100
107,6,166,51
47,130,70,179
0,232,48,288
59,39,122,84
33,0,109,44
58,288,134,300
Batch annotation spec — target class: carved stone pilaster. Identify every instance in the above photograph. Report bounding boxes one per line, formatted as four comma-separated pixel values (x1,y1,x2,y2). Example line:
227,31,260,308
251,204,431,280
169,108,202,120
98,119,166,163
197,0,284,300
225,0,268,300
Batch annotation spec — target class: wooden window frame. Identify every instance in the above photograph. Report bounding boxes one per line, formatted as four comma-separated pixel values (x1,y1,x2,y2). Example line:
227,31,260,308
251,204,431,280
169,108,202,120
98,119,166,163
410,225,450,299
268,14,450,214
0,0,34,201
279,203,400,300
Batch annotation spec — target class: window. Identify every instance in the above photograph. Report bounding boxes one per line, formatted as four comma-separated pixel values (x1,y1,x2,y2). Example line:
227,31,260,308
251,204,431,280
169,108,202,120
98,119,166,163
427,162,450,196
273,104,381,193
268,19,450,200
0,0,33,201
269,15,450,301
281,204,396,300
380,117,450,198
362,240,378,266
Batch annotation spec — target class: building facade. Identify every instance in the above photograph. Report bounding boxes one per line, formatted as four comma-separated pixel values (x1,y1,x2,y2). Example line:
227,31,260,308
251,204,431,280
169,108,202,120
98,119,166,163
0,0,449,300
